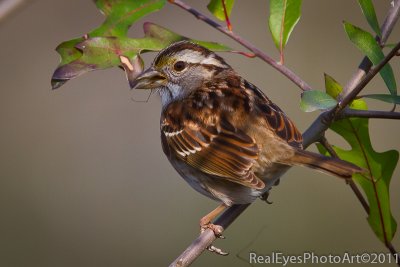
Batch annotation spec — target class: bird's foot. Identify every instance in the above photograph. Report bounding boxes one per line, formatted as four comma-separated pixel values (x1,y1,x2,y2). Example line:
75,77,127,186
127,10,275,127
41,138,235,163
199,204,229,255
200,223,228,256
260,191,273,204
207,245,229,256
200,223,225,238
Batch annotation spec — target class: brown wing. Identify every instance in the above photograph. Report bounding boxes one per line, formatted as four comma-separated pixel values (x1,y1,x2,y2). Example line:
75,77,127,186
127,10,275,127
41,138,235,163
243,80,303,149
161,116,265,190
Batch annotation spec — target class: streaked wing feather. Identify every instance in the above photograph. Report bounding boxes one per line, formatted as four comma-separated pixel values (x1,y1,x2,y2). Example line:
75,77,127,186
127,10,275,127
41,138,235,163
244,79,303,148
162,118,264,190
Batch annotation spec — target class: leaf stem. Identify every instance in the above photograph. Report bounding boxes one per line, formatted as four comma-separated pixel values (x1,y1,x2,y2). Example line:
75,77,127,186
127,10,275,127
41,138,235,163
168,0,312,91
221,0,232,31
279,0,287,64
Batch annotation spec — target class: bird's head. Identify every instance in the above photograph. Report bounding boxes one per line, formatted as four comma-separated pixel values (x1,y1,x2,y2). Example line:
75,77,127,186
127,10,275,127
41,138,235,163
133,41,231,106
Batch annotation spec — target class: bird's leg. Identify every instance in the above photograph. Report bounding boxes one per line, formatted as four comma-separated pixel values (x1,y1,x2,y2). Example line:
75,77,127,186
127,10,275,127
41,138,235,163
199,203,229,256
199,203,227,236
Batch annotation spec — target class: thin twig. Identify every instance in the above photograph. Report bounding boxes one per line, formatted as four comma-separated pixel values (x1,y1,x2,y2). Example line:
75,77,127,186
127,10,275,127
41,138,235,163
0,0,30,25
348,181,371,214
337,42,400,112
387,242,400,265
342,0,400,98
340,108,400,120
168,0,312,92
303,41,400,146
319,136,340,158
319,136,370,214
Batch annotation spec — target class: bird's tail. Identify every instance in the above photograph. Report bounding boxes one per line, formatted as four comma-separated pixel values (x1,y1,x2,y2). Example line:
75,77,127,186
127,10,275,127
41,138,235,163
283,149,364,178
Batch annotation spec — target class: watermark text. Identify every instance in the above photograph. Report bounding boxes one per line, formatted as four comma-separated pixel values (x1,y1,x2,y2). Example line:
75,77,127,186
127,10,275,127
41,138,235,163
249,252,399,265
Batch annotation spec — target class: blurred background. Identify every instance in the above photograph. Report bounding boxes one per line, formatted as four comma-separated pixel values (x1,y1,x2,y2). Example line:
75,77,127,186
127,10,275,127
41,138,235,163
0,0,399,266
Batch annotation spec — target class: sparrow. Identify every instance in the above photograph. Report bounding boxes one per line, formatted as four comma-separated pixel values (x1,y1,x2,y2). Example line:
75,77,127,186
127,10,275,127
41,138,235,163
133,41,362,251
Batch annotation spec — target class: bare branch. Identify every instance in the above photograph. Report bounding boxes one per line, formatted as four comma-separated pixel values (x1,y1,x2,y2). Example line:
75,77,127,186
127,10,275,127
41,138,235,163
0,0,30,25
319,136,370,214
387,242,400,266
318,135,340,158
340,108,400,120
337,41,400,111
302,112,333,147
168,0,312,91
169,204,250,267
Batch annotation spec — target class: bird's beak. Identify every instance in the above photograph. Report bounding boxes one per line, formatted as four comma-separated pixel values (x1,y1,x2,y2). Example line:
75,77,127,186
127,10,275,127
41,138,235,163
131,67,167,90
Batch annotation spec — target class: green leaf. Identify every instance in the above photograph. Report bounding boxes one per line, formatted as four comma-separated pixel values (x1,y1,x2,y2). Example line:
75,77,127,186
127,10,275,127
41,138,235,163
51,38,85,89
53,36,162,83
361,94,400,104
192,40,232,52
52,0,166,89
344,22,397,96
300,90,337,112
93,0,166,37
358,0,382,37
52,23,232,88
317,98,398,243
324,73,343,99
143,22,183,44
143,23,232,52
207,0,235,21
269,0,302,60
318,81,398,244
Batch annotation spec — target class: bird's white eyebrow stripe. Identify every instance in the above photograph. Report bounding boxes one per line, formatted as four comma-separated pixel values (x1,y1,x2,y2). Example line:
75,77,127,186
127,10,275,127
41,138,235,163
174,50,228,68
201,56,227,68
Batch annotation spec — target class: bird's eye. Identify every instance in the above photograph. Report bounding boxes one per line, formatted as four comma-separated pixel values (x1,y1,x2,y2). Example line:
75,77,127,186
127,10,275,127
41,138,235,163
173,61,186,72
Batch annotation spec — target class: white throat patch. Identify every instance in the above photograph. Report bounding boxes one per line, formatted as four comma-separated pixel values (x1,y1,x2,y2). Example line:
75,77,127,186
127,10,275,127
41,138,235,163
159,83,183,107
